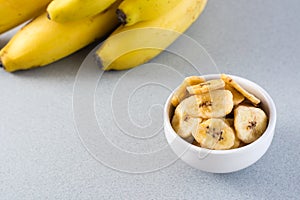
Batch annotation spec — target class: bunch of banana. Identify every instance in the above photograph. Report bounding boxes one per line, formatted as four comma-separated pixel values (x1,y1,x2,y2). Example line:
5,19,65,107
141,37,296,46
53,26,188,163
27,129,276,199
0,0,122,72
96,0,208,71
0,0,208,72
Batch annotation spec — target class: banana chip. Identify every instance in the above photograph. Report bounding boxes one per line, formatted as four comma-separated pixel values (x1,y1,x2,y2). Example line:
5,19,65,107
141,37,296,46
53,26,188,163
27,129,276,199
179,90,234,118
171,76,205,107
171,104,202,143
187,79,225,95
234,105,268,143
221,74,260,105
224,83,245,106
193,118,235,150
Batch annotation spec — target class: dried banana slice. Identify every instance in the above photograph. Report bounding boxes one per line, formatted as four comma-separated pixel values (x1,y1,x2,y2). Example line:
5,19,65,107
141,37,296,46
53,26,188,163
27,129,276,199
185,76,206,85
224,83,245,106
171,76,206,107
178,90,234,118
187,79,225,95
171,105,202,143
234,105,268,143
186,90,233,118
175,96,200,117
192,118,235,150
221,74,260,105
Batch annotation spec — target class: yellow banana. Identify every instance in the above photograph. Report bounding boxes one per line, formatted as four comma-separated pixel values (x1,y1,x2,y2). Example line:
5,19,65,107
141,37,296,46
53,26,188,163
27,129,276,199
96,0,207,71
0,0,51,34
47,0,117,23
0,1,121,72
117,0,181,26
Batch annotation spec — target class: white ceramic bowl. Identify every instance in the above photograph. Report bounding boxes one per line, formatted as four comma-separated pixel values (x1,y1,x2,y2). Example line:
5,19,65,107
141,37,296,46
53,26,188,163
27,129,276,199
164,74,276,173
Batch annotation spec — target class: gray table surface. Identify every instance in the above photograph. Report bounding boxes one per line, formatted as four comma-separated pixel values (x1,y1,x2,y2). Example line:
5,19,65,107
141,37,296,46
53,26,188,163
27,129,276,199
1,0,299,199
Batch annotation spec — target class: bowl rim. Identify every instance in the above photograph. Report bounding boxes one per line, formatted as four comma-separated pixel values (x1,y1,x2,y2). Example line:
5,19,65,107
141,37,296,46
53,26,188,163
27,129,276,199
164,73,277,155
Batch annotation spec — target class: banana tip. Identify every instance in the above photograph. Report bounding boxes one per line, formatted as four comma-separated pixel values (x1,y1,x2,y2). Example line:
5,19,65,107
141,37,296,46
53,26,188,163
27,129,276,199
116,9,127,25
46,13,52,20
95,54,107,71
